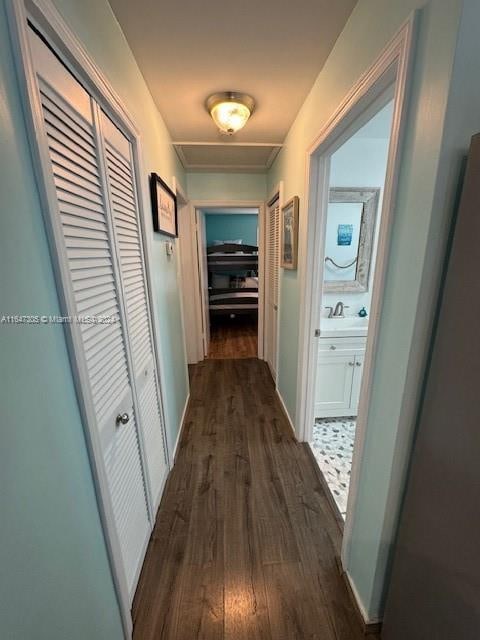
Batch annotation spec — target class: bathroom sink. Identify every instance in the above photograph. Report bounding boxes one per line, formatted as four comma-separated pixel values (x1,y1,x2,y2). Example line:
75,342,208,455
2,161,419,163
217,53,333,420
320,316,368,337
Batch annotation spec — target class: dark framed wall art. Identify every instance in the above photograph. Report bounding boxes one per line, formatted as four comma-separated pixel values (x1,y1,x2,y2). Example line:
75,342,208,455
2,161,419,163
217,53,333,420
150,173,178,237
281,196,299,269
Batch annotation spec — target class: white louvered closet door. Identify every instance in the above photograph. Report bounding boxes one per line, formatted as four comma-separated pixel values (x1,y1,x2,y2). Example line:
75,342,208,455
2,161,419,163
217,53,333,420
265,198,280,378
100,112,168,508
29,29,151,596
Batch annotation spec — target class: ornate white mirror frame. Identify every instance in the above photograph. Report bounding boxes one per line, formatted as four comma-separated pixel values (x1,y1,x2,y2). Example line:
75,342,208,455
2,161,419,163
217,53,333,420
323,187,380,293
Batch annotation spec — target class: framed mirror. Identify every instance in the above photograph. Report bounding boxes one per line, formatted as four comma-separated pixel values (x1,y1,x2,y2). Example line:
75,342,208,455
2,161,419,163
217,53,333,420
323,187,380,293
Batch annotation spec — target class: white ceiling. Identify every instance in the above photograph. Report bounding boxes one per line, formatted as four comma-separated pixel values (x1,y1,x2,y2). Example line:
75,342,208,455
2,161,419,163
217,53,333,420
109,0,357,170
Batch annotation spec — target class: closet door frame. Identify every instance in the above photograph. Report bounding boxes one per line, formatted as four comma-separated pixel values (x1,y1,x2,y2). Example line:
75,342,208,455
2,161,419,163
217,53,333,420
265,181,284,385
7,1,169,636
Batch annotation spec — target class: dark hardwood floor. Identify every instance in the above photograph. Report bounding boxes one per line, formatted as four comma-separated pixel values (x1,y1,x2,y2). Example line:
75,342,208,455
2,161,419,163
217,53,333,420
208,315,258,359
132,359,378,640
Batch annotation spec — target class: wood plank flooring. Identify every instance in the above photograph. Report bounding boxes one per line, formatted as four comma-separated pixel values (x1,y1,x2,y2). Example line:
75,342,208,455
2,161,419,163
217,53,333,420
132,359,378,640
208,315,258,359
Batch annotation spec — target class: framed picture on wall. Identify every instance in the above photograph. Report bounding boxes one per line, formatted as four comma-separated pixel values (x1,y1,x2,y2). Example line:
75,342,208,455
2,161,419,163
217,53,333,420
281,196,299,269
149,173,178,237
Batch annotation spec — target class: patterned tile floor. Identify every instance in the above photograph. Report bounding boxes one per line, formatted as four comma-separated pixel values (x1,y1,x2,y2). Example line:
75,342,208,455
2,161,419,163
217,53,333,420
310,417,356,519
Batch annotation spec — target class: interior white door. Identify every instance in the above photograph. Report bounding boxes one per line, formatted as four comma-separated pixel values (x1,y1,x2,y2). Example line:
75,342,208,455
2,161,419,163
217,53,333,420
265,198,280,377
30,29,151,596
196,210,210,357
99,111,168,508
177,202,201,364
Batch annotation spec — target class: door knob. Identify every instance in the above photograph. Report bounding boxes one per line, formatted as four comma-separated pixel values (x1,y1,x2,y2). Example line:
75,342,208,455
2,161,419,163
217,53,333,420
349,362,354,366
356,361,362,367
116,413,130,426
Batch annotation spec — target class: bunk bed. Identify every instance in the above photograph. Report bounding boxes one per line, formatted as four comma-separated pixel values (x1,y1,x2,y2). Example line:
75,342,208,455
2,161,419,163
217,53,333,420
206,242,259,317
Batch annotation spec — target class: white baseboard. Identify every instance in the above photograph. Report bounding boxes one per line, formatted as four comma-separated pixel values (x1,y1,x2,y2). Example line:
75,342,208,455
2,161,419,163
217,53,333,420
275,387,297,439
171,392,190,464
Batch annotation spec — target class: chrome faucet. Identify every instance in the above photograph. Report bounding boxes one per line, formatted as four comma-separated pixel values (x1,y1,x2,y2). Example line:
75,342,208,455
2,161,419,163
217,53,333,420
325,301,349,318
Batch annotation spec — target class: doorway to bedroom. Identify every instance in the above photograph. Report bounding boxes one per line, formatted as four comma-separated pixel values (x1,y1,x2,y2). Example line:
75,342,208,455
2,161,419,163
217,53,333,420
196,206,262,360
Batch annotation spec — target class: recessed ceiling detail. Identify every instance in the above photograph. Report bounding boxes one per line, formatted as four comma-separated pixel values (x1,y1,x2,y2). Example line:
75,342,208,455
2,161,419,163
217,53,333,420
173,142,282,172
108,0,357,169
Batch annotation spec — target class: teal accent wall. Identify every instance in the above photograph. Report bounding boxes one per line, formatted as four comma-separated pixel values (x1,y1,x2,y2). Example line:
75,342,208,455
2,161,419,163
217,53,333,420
0,0,188,637
206,214,258,246
267,0,467,621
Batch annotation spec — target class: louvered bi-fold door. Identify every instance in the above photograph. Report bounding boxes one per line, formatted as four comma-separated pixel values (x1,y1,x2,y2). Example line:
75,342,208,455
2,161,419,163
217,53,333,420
29,29,151,595
100,112,168,508
266,198,280,377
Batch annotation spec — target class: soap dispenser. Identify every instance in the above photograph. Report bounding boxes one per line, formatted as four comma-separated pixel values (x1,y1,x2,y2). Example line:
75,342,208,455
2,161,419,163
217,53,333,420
358,306,368,318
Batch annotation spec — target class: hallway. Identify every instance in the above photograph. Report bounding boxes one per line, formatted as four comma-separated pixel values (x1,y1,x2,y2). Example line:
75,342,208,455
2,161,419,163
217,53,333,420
208,316,258,359
132,359,378,639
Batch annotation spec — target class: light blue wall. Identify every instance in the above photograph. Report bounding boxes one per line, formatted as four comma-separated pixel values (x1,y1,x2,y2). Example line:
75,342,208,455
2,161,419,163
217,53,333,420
187,172,267,201
268,0,466,621
0,0,189,636
0,2,123,638
206,214,258,246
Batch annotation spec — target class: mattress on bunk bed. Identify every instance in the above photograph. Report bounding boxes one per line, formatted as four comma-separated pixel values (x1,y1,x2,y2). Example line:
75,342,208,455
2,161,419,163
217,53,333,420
209,276,258,312
207,242,258,269
209,290,258,304
207,254,258,270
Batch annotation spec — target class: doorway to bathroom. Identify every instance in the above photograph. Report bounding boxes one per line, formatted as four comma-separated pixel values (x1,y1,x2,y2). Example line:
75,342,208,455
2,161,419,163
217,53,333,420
308,95,395,520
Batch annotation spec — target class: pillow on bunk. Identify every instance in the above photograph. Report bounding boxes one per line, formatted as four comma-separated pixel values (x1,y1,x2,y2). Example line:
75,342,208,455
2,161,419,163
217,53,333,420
213,239,243,245
211,274,230,288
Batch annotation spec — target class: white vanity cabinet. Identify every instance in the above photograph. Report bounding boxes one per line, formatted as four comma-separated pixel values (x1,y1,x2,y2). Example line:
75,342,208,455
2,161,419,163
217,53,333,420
315,336,366,418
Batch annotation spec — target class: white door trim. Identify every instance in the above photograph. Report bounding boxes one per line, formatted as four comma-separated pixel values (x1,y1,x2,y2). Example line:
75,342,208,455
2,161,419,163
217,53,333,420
294,13,418,577
188,199,266,360
195,209,210,357
172,177,193,382
6,0,171,635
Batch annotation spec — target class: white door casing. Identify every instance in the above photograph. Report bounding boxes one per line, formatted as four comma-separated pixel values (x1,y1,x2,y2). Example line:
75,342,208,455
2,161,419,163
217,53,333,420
196,209,210,357
188,200,266,362
293,14,417,588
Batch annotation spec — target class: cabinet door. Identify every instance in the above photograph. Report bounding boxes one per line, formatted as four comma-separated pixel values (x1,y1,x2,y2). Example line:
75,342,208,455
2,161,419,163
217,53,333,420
315,354,355,418
350,354,364,413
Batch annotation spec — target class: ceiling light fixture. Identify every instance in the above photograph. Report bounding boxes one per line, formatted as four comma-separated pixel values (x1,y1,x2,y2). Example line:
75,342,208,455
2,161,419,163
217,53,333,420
206,91,255,135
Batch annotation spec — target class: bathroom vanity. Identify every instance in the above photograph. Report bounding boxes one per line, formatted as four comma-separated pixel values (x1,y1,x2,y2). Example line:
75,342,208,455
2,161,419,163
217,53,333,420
315,317,367,418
